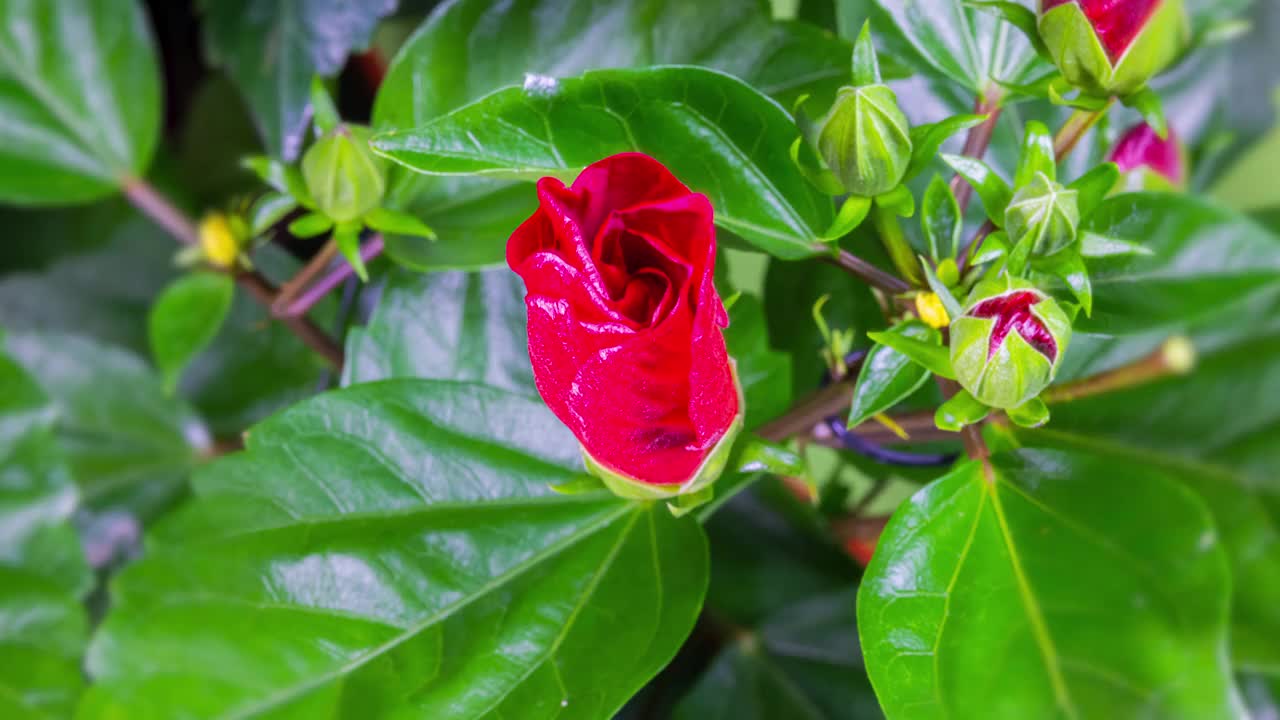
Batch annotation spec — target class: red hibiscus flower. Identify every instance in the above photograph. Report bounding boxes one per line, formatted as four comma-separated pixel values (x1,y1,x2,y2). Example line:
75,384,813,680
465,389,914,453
507,153,742,493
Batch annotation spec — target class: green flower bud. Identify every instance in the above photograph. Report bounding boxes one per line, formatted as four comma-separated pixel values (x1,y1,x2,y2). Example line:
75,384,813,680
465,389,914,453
815,84,912,197
950,280,1072,409
301,125,387,223
1005,171,1080,257
1038,0,1190,97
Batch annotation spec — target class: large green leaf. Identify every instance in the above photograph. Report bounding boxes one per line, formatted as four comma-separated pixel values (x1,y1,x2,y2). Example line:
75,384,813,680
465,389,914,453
865,0,1048,95
0,0,160,204
198,0,396,160
3,332,207,521
674,588,882,720
369,0,850,270
1080,193,1280,335
0,350,91,719
343,267,537,392
82,380,709,718
859,449,1241,719
375,66,832,260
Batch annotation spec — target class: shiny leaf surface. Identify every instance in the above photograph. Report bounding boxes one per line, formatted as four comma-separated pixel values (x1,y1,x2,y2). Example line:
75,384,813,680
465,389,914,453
0,351,91,719
148,272,235,394
849,320,940,427
0,0,160,204
198,0,396,160
860,449,1241,719
374,66,833,260
82,380,709,719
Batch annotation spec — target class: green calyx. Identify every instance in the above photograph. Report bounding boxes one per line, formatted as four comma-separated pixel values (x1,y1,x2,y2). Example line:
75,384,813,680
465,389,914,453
1005,171,1080,258
949,279,1072,410
301,125,388,223
1038,0,1190,97
815,85,912,197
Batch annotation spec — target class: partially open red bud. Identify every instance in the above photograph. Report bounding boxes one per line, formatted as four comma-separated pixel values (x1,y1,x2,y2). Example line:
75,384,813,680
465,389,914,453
1108,123,1187,191
950,279,1072,410
1039,0,1189,96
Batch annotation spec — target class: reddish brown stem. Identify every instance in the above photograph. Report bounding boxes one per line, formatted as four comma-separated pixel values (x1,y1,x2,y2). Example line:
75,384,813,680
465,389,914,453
123,178,345,369
821,248,911,295
950,97,1004,212
1043,337,1195,405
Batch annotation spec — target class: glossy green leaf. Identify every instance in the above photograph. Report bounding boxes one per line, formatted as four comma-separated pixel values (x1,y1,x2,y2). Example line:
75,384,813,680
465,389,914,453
905,114,989,181
375,66,833,260
1014,121,1057,187
866,329,955,379
363,207,436,240
942,154,1012,226
3,332,207,521
0,351,92,719
860,449,1240,718
849,320,940,427
1081,193,1280,333
82,380,709,719
868,0,1049,94
199,0,396,159
1066,162,1120,217
922,174,962,259
343,267,537,392
674,589,881,720
0,0,160,204
148,272,235,393
372,0,852,270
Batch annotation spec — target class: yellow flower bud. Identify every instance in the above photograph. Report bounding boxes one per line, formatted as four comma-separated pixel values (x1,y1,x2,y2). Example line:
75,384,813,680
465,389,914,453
199,212,241,269
915,292,950,329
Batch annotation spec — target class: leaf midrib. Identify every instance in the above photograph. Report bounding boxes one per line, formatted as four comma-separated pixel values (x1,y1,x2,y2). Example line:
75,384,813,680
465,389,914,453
219,501,639,719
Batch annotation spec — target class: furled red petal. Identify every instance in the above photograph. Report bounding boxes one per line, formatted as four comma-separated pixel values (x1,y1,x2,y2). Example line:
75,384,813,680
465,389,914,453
507,153,738,486
1041,0,1163,60
1108,123,1184,184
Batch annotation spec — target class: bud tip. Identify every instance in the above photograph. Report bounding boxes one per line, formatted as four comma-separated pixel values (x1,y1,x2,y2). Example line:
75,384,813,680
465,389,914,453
1161,336,1196,375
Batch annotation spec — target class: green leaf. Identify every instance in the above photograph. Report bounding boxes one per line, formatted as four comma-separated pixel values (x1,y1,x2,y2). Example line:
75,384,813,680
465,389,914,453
822,195,873,242
372,0,853,270
725,295,795,431
374,66,833,261
1122,87,1167,138
674,589,880,720
942,153,1012,226
148,272,235,394
850,21,883,86
248,192,298,236
868,0,1049,94
343,267,537,392
1081,193,1280,333
933,387,989,431
287,211,333,239
309,77,340,136
849,320,940,427
866,330,955,379
363,207,436,240
859,449,1239,718
199,0,396,160
1035,249,1092,316
906,114,989,181
965,1,1051,59
4,332,207,521
1014,121,1057,187
82,380,709,718
922,174,962,259
0,351,92,719
1066,162,1120,218
333,223,368,282
0,0,160,204
243,155,314,206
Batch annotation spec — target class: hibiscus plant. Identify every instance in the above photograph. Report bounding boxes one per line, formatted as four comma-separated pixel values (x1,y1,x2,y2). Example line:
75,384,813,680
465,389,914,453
1,0,1279,718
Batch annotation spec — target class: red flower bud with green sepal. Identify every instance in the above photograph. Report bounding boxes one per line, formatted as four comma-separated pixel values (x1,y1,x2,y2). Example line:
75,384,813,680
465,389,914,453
507,153,743,501
950,279,1072,409
1039,0,1189,97
1108,122,1187,191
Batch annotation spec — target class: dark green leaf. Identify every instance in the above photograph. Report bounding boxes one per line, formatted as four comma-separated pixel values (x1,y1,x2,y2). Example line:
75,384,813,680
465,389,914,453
0,351,92,719
849,320,940,427
674,589,881,720
4,332,207,521
372,0,852,270
1081,193,1280,333
375,66,833,260
725,295,795,430
922,174,962,259
82,380,709,719
344,267,537,392
199,0,396,159
0,0,160,204
148,272,235,393
860,449,1239,718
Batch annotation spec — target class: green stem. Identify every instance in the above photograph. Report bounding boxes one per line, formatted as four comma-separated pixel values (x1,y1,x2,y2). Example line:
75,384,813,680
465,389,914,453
870,204,924,287
1052,102,1113,161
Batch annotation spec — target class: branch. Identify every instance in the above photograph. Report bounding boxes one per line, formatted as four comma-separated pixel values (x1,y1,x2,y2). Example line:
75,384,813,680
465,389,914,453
820,248,912,295
277,234,384,319
950,96,1004,212
1043,336,1195,405
756,381,954,445
122,177,345,369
